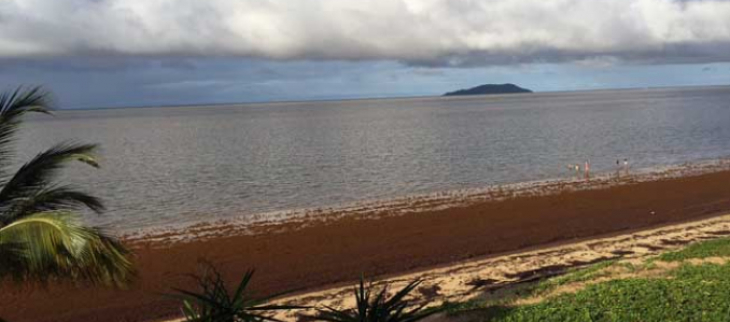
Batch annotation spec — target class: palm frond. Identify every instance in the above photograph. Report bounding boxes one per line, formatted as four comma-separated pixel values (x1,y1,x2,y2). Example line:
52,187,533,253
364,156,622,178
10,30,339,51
0,142,99,224
0,86,133,289
0,211,134,286
6,184,104,223
0,86,52,175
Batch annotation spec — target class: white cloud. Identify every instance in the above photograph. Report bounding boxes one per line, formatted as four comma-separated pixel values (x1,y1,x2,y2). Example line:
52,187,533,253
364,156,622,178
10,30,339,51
2,0,730,65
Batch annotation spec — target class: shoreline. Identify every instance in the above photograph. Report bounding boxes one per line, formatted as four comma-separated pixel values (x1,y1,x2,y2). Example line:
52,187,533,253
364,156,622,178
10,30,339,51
3,164,730,322
54,84,730,111
124,158,730,244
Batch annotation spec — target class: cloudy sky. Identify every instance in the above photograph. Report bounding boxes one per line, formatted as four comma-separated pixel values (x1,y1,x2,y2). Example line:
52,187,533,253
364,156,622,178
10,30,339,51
1,0,730,109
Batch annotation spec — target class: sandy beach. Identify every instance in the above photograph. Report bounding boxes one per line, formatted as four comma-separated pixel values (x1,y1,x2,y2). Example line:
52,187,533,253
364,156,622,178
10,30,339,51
265,212,730,322
5,2,730,321
2,165,730,322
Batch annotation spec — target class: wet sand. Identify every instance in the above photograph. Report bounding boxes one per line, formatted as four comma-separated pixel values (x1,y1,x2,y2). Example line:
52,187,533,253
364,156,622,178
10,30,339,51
2,169,730,322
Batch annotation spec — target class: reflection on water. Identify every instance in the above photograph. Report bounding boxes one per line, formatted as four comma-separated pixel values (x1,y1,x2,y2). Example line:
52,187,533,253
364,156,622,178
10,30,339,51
17,86,730,231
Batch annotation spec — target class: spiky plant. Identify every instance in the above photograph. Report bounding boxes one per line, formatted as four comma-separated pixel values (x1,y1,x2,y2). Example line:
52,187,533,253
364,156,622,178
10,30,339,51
308,276,441,322
0,86,133,286
174,265,304,322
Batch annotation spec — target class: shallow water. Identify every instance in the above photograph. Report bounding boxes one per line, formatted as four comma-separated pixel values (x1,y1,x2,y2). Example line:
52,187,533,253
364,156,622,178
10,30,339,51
17,86,730,231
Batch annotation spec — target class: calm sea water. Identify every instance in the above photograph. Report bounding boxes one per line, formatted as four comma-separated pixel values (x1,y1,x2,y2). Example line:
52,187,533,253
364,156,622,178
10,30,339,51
17,86,730,231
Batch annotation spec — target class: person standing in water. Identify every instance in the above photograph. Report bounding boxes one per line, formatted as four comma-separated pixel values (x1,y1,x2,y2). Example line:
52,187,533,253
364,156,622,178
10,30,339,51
584,160,591,180
623,158,629,176
616,159,621,178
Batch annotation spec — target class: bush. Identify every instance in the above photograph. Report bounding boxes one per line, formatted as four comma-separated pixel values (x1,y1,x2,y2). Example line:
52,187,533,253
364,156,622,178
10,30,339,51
173,265,304,322
306,276,441,322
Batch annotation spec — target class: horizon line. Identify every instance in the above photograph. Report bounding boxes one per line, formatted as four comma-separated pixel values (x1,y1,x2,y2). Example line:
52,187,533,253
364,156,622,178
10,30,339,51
60,83,730,111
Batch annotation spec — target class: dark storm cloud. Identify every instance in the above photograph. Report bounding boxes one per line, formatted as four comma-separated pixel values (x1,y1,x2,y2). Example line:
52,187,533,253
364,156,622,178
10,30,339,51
0,58,412,107
1,0,730,66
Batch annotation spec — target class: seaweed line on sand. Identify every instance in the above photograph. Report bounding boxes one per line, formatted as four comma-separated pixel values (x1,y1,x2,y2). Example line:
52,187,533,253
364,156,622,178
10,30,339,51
124,158,730,245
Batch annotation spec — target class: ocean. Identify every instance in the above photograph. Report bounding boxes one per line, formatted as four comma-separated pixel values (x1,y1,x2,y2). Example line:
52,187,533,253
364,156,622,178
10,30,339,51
18,86,730,231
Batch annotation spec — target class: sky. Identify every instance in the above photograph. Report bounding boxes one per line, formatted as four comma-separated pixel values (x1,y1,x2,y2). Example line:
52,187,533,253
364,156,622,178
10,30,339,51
1,0,730,109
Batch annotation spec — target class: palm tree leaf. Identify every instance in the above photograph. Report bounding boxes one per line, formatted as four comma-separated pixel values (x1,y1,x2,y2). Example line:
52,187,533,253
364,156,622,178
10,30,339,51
0,86,52,116
0,142,99,224
0,211,134,286
8,185,104,219
0,86,132,289
0,86,52,176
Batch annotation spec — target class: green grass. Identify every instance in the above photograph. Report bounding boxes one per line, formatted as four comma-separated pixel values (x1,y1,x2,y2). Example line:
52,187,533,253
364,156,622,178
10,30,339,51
659,238,730,261
450,238,730,322
482,263,730,322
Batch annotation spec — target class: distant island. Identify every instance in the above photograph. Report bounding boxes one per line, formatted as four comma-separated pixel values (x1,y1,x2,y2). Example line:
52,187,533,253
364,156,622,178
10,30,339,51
443,83,533,96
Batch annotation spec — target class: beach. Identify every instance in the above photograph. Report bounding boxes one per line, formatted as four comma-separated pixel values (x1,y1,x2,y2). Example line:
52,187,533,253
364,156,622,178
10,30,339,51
5,2,730,321
265,211,730,322
1,163,730,322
